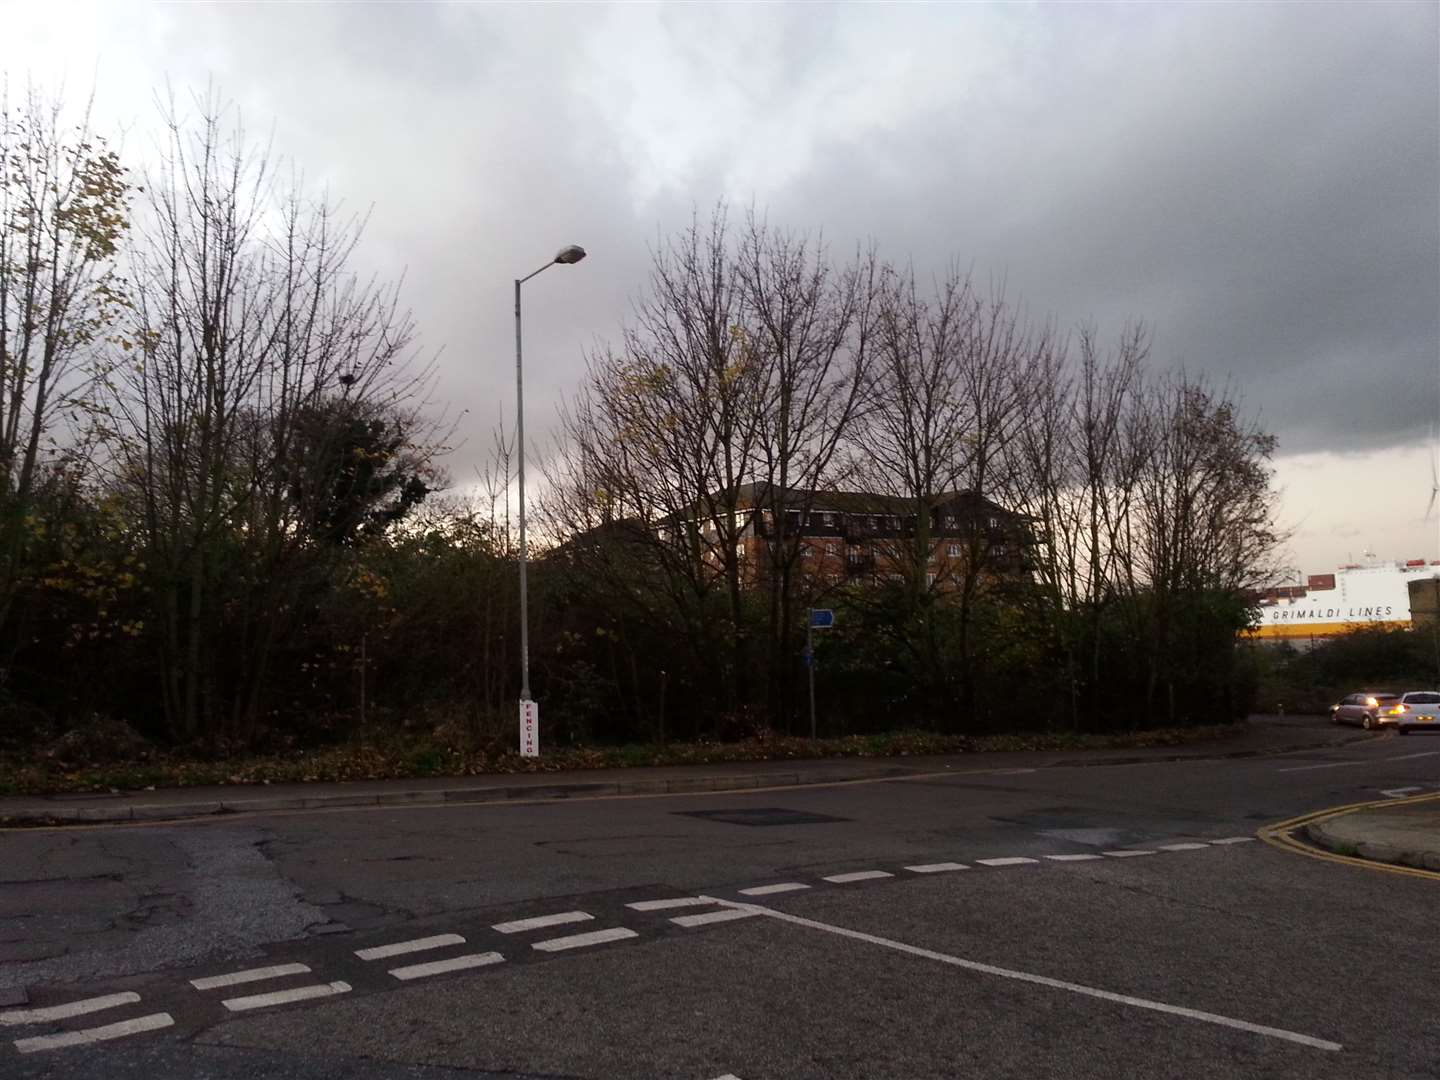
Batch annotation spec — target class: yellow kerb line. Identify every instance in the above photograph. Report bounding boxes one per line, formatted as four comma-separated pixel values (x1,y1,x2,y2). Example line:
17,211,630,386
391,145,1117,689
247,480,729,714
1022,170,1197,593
1257,791,1440,882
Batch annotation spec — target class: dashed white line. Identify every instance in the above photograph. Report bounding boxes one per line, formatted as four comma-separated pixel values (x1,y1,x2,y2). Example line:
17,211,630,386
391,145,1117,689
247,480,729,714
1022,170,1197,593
493,911,593,934
355,934,466,961
13,1012,174,1055
1103,850,1155,858
1156,843,1210,852
627,897,716,911
904,862,969,873
822,870,895,883
739,882,812,896
1209,837,1257,845
388,952,505,981
672,909,761,928
703,897,1341,1053
975,857,1038,867
532,927,639,952
222,981,351,1013
190,963,311,991
1044,854,1103,862
1,991,141,1026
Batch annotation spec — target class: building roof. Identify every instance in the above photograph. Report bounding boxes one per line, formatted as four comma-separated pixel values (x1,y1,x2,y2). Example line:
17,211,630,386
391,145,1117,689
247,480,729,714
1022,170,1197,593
725,482,1015,518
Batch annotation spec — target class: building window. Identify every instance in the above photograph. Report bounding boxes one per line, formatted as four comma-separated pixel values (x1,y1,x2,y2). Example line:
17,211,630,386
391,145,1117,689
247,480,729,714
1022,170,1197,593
987,516,1000,529
801,545,813,558
947,544,960,557
944,515,957,529
825,543,836,555
993,543,1008,556
822,512,835,528
927,572,937,586
848,548,866,563
736,542,746,558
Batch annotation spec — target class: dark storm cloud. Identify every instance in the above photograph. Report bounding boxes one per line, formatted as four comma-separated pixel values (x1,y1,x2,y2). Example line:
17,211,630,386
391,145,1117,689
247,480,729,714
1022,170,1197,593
7,1,1433,473
743,4,1436,455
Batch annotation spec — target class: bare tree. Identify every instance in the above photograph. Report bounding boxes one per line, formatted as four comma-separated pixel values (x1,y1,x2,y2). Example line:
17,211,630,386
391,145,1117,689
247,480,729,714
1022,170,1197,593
546,208,762,726
1128,372,1283,721
106,91,437,743
736,213,877,726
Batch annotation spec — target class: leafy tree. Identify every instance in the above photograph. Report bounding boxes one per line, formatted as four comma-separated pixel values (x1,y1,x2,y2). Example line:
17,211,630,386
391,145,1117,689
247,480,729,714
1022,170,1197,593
0,83,131,637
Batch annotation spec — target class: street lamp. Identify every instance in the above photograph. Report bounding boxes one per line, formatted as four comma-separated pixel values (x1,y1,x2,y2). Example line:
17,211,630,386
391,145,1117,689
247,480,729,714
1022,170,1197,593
514,244,586,755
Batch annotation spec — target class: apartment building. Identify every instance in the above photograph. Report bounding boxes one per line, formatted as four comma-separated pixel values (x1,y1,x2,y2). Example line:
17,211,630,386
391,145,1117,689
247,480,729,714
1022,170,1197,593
683,483,1033,590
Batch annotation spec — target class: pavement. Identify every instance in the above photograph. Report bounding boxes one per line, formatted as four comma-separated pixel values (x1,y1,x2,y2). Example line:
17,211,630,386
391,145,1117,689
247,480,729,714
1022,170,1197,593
3,716,1439,1079
1304,791,1440,872
0,714,1373,826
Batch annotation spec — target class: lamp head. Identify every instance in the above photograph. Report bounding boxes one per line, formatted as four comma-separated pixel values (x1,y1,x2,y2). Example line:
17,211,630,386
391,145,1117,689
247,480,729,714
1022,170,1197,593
554,245,587,265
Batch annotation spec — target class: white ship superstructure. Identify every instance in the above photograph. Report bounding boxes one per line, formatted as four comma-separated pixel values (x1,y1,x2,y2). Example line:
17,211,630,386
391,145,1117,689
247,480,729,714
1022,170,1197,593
1253,558,1440,639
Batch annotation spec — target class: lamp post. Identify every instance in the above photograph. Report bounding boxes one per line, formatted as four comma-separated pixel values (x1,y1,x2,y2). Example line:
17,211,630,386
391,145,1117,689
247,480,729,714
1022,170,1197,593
514,244,586,754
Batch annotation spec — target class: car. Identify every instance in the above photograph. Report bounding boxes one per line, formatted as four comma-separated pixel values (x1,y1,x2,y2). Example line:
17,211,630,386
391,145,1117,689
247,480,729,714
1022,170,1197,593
1330,691,1401,730
1394,690,1440,734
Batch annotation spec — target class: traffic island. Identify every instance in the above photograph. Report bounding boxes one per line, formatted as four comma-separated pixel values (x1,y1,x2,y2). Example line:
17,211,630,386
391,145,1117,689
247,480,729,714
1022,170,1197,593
1303,795,1440,873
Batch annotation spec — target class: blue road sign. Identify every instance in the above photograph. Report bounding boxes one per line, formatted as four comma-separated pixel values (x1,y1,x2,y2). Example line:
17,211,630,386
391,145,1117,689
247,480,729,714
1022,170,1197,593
809,609,835,629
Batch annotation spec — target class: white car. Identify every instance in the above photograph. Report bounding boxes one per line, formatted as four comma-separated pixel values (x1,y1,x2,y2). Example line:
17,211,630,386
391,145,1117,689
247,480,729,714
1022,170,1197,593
1394,691,1440,735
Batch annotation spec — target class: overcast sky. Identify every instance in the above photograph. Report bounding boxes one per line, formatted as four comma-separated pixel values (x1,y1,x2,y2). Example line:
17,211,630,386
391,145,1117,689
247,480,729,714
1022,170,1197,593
3,1,1436,576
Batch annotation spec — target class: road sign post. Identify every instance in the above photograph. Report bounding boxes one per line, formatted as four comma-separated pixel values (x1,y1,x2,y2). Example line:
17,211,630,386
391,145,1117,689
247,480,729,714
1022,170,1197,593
519,698,539,758
807,609,834,739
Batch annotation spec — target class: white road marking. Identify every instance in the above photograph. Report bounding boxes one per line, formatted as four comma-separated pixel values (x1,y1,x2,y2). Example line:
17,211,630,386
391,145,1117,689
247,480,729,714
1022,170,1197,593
1156,843,1210,852
1278,750,1440,773
703,897,1342,1053
975,857,1038,867
672,909,761,928
389,952,505,981
739,882,812,896
493,911,593,934
532,927,639,952
1,991,141,1026
1103,850,1155,858
627,897,716,911
222,981,351,1012
13,1012,174,1055
904,862,969,873
823,870,895,883
1381,786,1425,798
1209,837,1257,845
1044,854,1103,862
355,934,466,961
190,963,311,990
709,1074,745,1079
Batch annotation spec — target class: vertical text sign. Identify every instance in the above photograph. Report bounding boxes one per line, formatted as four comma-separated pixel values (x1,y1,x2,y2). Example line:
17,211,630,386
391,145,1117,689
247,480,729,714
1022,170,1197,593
519,699,539,758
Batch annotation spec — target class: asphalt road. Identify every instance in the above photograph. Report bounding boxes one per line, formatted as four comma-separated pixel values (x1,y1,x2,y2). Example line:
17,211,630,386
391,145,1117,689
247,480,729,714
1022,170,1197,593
3,725,1438,1079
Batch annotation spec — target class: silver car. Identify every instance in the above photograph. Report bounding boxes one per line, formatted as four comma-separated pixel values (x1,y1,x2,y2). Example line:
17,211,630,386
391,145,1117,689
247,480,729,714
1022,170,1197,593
1330,692,1400,730
1395,691,1440,735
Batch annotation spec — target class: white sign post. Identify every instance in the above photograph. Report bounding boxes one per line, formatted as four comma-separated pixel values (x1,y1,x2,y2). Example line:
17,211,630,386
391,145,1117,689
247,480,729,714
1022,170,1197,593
519,698,540,758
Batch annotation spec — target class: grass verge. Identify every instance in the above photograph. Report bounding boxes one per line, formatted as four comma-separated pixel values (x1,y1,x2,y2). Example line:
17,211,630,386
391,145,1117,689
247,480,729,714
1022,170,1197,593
0,723,1252,798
